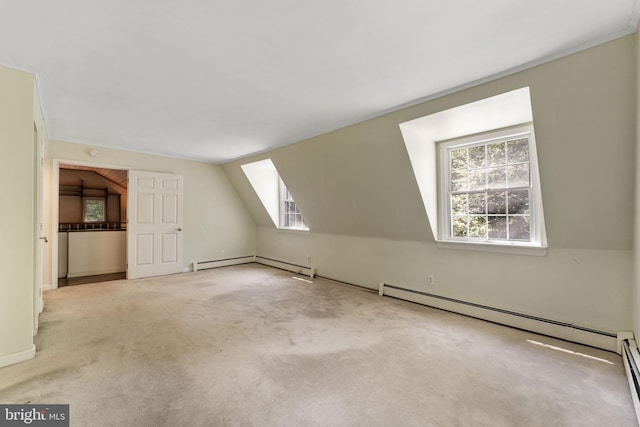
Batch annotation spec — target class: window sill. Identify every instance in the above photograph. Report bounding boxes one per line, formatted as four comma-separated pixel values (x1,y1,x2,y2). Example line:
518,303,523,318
277,227,311,235
436,240,547,256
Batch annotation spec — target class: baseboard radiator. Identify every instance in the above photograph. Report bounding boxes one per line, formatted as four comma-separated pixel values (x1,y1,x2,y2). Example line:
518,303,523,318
192,256,256,271
622,339,640,423
380,283,619,352
192,255,316,278
255,256,316,278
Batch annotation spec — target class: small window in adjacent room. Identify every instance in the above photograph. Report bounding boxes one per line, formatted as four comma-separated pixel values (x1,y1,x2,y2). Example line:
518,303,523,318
439,124,543,248
280,180,308,230
84,198,105,222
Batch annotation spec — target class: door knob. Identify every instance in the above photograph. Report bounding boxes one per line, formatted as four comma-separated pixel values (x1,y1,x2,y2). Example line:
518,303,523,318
176,227,183,232
39,236,48,243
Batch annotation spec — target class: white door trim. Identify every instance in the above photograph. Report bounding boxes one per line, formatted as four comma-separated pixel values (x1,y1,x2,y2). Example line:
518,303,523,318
33,123,44,335
50,159,129,289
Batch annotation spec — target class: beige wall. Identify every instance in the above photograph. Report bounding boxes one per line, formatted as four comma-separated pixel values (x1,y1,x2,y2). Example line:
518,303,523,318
67,231,126,277
224,35,636,333
0,66,35,362
46,140,257,284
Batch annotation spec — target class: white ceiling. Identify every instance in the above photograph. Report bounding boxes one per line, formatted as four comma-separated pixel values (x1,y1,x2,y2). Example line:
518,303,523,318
0,1,638,163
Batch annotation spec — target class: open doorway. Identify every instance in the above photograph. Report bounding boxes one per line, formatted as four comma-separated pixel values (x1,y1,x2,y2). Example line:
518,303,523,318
57,165,128,287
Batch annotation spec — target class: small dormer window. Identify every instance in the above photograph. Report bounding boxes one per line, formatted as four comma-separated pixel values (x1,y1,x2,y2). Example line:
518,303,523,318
280,180,308,230
241,158,310,231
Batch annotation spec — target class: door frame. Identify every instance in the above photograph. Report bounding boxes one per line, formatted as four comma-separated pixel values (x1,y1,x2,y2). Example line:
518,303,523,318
50,159,130,289
33,123,44,335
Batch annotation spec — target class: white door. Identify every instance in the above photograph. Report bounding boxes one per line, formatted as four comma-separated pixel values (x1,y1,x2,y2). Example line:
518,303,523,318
127,171,184,279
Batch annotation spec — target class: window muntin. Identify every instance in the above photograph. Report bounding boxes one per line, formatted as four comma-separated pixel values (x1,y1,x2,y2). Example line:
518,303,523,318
441,126,540,246
280,181,308,230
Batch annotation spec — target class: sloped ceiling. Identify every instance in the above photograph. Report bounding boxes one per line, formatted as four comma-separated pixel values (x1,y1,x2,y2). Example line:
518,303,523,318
60,165,127,189
223,34,635,245
0,1,638,163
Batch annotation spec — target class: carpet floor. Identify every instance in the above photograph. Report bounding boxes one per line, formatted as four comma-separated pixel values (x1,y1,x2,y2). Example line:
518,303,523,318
0,264,636,426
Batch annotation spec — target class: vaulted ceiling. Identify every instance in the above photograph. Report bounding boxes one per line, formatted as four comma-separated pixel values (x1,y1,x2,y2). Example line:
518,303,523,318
0,1,638,163
60,165,128,189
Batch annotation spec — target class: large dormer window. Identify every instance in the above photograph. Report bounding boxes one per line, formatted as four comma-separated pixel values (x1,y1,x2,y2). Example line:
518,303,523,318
440,125,539,245
400,87,547,255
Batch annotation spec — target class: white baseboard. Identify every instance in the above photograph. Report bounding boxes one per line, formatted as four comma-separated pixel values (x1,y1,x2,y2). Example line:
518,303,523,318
193,256,256,272
618,331,635,354
42,283,53,291
381,284,617,352
66,268,125,278
622,338,640,425
0,344,35,369
255,256,316,278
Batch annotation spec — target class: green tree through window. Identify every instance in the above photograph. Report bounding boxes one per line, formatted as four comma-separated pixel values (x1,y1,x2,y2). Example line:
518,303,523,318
445,133,533,242
85,199,105,222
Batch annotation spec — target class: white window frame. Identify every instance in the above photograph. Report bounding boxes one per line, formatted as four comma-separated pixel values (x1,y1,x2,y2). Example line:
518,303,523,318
438,124,546,255
279,179,309,231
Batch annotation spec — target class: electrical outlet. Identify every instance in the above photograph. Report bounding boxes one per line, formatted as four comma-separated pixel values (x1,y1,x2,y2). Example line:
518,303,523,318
427,275,435,285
